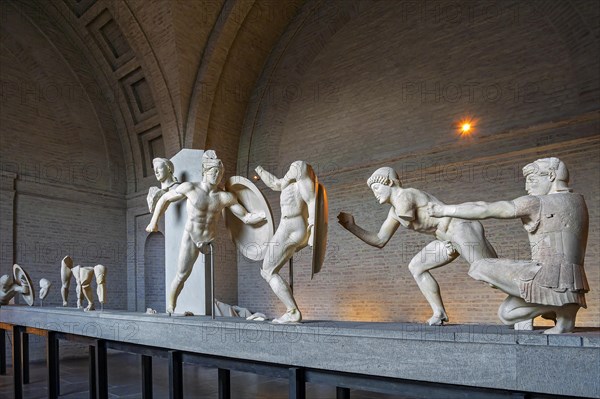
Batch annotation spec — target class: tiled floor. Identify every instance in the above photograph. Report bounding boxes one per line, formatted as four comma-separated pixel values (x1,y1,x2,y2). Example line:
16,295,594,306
0,352,407,398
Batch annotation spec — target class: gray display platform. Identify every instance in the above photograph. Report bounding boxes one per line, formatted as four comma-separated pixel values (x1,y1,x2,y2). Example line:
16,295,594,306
1,306,598,398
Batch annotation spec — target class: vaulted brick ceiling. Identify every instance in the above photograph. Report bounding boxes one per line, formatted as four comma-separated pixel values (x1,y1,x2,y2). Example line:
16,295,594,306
7,0,304,194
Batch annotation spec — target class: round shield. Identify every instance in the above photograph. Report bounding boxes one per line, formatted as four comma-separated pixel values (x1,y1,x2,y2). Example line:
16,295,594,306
13,264,35,306
224,176,275,261
311,182,328,279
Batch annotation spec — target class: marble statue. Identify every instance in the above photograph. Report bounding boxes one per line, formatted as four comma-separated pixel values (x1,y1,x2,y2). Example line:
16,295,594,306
60,255,74,306
338,167,497,325
147,158,180,213
62,255,107,311
427,157,589,334
0,264,34,306
146,150,266,314
254,161,327,324
94,265,107,307
73,265,96,311
39,278,51,306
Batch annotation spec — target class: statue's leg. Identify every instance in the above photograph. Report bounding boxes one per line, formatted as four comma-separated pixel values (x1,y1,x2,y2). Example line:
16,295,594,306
408,240,458,325
261,224,304,323
167,233,199,314
542,304,579,334
498,295,578,334
75,281,83,309
94,265,106,304
81,269,95,311
60,260,73,307
467,259,523,297
448,220,497,264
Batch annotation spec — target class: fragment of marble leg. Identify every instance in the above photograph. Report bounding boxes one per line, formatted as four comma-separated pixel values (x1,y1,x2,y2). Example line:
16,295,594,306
268,274,302,324
61,256,74,307
94,265,106,310
543,304,579,334
80,268,95,312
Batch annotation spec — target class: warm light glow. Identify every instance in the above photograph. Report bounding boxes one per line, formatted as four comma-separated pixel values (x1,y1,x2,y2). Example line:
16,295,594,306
457,117,476,137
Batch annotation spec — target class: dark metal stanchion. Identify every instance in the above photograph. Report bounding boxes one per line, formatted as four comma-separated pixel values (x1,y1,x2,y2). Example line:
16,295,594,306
21,330,29,384
337,386,351,399
55,338,60,396
218,368,230,399
89,345,96,399
168,350,183,399
95,340,108,399
141,355,153,399
289,257,294,293
47,331,58,399
12,325,23,399
289,367,305,399
0,328,6,375
210,243,215,319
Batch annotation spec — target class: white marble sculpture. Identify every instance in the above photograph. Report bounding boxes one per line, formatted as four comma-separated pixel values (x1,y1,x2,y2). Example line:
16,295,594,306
338,167,497,325
61,256,107,311
39,278,51,306
60,255,74,306
146,150,266,314
428,157,589,334
147,158,180,213
94,265,107,308
0,264,34,306
254,161,327,324
73,265,96,311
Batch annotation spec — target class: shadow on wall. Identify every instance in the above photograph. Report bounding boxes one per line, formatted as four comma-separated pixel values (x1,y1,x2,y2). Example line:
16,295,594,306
144,232,165,313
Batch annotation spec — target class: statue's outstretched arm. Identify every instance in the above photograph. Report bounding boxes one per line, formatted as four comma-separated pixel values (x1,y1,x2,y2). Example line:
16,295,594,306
146,189,185,232
338,209,400,248
255,166,283,191
228,200,266,224
428,200,517,220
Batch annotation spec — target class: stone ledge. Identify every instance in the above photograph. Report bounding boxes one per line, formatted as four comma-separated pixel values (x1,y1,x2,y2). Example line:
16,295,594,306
1,306,598,397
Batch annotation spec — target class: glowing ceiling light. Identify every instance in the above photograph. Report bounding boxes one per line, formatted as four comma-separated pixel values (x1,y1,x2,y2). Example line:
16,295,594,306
457,117,476,137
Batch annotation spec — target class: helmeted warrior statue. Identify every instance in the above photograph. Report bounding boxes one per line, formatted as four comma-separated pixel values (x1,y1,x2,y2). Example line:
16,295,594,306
428,157,589,333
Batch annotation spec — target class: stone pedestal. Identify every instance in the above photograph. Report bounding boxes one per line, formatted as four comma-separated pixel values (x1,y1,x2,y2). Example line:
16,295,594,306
166,149,211,315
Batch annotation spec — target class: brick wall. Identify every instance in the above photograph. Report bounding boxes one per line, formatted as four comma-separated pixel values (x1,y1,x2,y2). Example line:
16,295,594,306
237,0,600,327
1,1,127,360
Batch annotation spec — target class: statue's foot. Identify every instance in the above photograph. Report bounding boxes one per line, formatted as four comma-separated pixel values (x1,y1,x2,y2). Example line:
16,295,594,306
272,309,302,324
166,307,175,315
62,301,68,307
543,325,572,334
543,305,578,334
427,314,449,326
513,320,533,331
84,304,95,312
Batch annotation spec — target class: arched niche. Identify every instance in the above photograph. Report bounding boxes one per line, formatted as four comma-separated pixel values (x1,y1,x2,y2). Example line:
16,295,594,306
144,232,165,313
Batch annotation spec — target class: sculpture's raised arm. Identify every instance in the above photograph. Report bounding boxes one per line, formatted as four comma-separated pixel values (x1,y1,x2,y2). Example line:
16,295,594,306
146,188,186,233
255,165,284,191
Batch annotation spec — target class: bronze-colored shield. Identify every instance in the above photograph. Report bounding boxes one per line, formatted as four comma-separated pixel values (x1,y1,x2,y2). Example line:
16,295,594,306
13,264,35,306
224,176,275,261
311,182,328,278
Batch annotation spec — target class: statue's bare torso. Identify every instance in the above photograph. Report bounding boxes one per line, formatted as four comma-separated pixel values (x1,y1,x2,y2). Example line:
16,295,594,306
177,182,235,245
